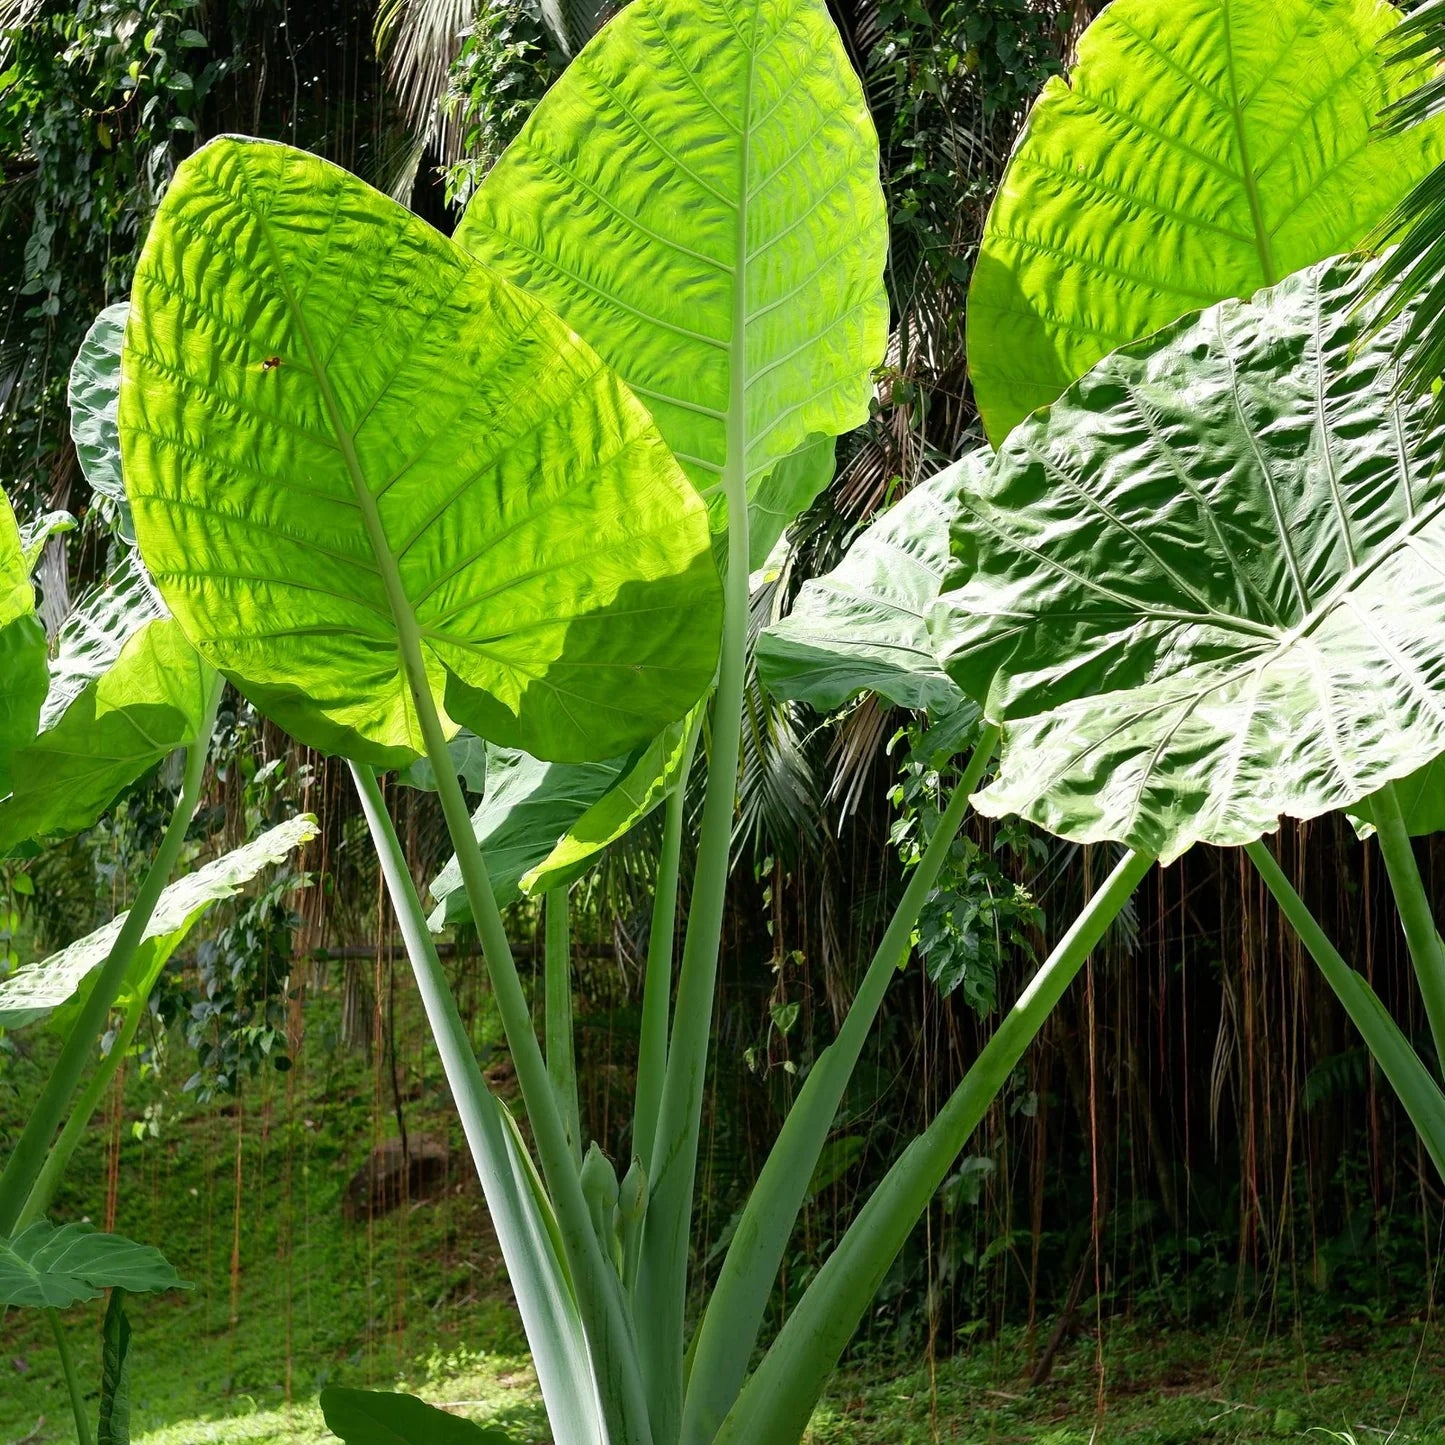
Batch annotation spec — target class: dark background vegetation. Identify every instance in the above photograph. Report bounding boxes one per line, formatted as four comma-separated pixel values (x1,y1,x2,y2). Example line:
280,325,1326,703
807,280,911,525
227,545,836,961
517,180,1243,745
1,0,1441,1408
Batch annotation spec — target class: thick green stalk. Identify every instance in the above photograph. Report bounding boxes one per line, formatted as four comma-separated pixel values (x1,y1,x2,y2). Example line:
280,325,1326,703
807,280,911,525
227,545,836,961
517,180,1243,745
635,423,751,1438
399,676,653,1445
633,717,702,1178
680,726,998,1444
349,762,609,1445
0,675,223,1236
1370,784,1445,1074
17,988,151,1232
302,247,647,1436
49,1307,93,1445
546,887,582,1167
713,847,1153,1445
1246,838,1445,1178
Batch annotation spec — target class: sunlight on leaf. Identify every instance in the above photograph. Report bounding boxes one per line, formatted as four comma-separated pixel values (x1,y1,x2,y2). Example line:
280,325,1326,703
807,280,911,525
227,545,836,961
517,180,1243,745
936,254,1445,862
967,0,1445,442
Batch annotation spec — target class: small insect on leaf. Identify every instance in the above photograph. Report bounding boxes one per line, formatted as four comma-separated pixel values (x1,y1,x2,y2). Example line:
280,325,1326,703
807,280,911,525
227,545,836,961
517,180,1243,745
260,356,282,372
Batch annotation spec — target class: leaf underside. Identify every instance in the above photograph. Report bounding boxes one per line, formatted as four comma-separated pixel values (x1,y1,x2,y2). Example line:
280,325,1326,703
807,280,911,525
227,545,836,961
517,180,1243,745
454,0,888,552
0,553,214,856
0,489,47,798
121,137,721,767
0,814,318,1029
934,254,1445,863
757,467,979,736
967,0,1445,443
70,302,134,537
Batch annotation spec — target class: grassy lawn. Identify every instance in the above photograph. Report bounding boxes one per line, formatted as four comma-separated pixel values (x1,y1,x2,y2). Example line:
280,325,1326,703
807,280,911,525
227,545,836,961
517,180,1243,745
6,1310,1444,1444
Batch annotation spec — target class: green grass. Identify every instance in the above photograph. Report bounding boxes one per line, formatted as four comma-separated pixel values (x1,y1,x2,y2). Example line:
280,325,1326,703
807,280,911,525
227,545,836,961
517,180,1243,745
810,1319,1445,1444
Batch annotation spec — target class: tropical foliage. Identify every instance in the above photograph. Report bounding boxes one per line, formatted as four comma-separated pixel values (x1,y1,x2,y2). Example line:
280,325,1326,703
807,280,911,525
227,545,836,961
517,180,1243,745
7,0,1445,1441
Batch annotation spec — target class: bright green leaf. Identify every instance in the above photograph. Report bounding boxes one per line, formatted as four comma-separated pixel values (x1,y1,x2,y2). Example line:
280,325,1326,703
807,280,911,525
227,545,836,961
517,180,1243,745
319,1387,515,1444
455,0,887,552
120,137,721,767
0,1220,188,1309
757,467,978,740
70,301,135,539
967,0,1445,443
934,254,1445,864
748,435,836,563
0,553,215,855
0,488,47,798
0,814,317,1029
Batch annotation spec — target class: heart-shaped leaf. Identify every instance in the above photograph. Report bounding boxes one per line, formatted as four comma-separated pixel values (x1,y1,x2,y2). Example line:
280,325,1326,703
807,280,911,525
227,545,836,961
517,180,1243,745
320,1387,515,1444
0,553,215,855
70,302,135,541
120,137,721,768
0,1220,188,1309
0,489,47,797
933,254,1445,863
757,467,979,740
0,814,317,1029
454,0,887,555
967,0,1445,443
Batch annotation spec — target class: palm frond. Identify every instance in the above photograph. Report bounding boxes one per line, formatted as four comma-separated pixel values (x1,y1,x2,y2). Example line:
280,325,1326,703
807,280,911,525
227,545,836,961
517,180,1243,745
374,0,477,167
1365,0,1445,402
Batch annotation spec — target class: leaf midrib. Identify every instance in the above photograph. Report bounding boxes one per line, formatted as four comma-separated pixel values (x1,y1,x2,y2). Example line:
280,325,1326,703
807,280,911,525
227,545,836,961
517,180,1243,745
1221,0,1278,285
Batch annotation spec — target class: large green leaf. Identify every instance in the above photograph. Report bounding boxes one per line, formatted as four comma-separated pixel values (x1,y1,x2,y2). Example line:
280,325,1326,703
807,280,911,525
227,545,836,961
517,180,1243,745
70,301,135,540
1352,756,1445,838
756,468,978,739
0,488,47,797
0,1220,187,1309
932,254,1445,864
120,137,721,768
320,1387,514,1444
0,814,318,1029
427,719,693,924
454,0,887,553
967,0,1445,444
0,553,215,854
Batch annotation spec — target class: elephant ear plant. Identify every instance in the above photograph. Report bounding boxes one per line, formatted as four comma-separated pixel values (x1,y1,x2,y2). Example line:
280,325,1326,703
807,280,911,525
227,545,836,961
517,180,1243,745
104,2,1165,1444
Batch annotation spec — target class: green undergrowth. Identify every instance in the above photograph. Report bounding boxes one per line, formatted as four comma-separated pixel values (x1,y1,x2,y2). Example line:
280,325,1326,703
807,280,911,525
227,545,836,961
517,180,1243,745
811,1318,1445,1444
2,983,1444,1444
